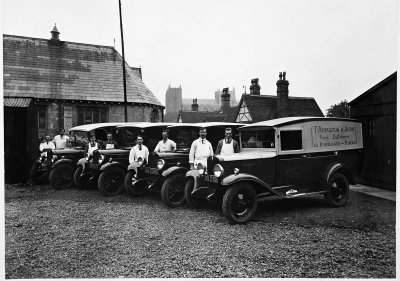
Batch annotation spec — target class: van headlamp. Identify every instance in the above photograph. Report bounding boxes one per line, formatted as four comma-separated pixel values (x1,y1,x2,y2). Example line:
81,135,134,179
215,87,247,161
213,164,224,178
197,163,205,175
234,168,240,175
137,157,144,167
85,153,90,161
98,155,105,164
157,159,165,170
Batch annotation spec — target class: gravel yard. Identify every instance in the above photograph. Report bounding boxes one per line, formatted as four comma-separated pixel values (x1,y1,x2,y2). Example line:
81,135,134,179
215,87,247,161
5,183,396,278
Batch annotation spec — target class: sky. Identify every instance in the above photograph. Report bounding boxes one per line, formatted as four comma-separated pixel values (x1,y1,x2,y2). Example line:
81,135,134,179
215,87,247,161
1,0,398,113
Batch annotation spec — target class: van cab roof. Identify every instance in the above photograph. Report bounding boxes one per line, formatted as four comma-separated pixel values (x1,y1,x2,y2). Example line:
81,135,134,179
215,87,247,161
68,122,126,132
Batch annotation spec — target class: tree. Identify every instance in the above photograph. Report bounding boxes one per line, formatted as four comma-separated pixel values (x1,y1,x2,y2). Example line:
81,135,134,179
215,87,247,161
325,100,350,118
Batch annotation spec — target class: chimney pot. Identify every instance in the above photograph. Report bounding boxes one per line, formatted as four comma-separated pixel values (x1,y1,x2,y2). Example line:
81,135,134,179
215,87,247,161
249,78,261,95
276,72,289,118
220,87,231,112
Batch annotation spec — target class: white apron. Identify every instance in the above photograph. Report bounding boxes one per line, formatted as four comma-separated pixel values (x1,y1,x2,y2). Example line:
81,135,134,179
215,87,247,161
88,142,99,156
194,141,212,168
220,140,234,155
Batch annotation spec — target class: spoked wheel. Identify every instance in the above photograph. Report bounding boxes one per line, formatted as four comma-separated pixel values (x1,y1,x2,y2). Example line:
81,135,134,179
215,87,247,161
161,173,187,208
222,183,257,224
29,162,49,184
324,172,349,207
185,177,207,208
49,164,75,190
98,167,126,196
124,170,147,197
74,165,93,190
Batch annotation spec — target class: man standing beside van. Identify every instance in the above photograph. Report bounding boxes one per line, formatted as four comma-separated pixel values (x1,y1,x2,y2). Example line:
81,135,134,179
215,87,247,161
53,129,70,149
215,127,239,155
154,130,176,153
189,127,213,170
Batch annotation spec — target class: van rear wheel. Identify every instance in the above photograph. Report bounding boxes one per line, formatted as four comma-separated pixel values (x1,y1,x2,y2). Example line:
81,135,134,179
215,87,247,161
324,172,349,207
222,183,257,224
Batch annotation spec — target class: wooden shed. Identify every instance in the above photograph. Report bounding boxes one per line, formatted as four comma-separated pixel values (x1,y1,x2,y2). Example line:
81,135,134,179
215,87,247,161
349,72,397,191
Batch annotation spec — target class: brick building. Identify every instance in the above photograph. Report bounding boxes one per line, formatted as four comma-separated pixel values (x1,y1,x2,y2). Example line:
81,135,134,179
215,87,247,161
3,26,164,183
235,75,324,123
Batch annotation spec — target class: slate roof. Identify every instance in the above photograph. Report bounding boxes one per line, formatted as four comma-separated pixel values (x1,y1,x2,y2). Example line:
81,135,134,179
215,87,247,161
237,94,324,123
177,111,213,123
3,97,33,107
3,34,163,107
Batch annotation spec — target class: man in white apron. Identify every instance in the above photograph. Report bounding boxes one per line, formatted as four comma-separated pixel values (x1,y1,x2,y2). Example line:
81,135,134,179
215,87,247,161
103,132,118,149
154,130,177,153
215,127,240,156
189,128,213,170
85,135,100,157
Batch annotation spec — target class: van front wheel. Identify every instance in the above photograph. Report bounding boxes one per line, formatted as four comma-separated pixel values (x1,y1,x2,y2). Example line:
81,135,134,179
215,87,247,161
222,183,257,224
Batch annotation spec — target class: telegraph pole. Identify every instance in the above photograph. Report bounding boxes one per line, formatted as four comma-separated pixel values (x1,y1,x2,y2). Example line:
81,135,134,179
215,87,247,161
119,0,128,122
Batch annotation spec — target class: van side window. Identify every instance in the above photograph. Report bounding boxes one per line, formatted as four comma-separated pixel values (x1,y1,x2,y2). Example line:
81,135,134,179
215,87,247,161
280,130,302,151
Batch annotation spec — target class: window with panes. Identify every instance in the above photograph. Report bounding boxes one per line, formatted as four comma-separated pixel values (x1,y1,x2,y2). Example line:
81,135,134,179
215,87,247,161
77,107,108,125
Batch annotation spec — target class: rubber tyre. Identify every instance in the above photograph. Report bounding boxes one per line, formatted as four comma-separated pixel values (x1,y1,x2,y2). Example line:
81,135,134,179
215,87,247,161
222,183,257,225
98,167,126,196
324,172,350,207
29,163,48,184
161,174,187,208
185,177,207,208
74,165,91,190
124,170,147,197
49,164,75,190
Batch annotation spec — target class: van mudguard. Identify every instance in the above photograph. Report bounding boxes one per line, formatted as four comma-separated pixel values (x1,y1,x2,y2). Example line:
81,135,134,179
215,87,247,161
100,161,127,172
162,166,188,178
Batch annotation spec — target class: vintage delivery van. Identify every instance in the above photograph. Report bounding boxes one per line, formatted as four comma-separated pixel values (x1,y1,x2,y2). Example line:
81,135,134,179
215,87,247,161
186,117,364,224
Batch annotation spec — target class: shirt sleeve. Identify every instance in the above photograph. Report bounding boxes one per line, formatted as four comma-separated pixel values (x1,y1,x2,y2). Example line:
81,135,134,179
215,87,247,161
129,148,135,164
39,142,44,152
215,140,222,155
51,142,55,150
145,147,149,162
171,140,177,151
234,140,240,153
189,141,196,164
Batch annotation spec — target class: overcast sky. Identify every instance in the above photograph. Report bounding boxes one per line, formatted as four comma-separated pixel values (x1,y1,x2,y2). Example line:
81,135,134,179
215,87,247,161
2,0,398,113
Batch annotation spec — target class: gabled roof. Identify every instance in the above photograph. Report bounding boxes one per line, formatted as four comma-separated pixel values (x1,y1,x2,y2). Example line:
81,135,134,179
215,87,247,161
349,71,397,106
200,115,228,122
236,94,324,123
3,34,163,107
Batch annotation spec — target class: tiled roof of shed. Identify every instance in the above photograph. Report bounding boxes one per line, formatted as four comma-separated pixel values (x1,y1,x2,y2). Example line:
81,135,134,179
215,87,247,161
3,34,163,107
3,97,33,107
239,94,324,123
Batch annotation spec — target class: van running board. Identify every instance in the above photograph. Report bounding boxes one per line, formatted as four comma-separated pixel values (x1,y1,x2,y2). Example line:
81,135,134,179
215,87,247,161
284,191,327,198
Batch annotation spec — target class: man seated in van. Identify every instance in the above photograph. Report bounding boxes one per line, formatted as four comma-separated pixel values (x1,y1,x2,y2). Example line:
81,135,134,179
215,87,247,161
85,134,101,159
39,134,55,156
215,127,240,155
102,132,119,149
154,130,176,153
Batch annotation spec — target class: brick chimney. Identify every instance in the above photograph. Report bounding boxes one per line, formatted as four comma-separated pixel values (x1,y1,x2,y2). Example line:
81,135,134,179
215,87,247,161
50,24,61,46
221,87,231,112
249,78,261,95
276,72,289,118
191,98,199,111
